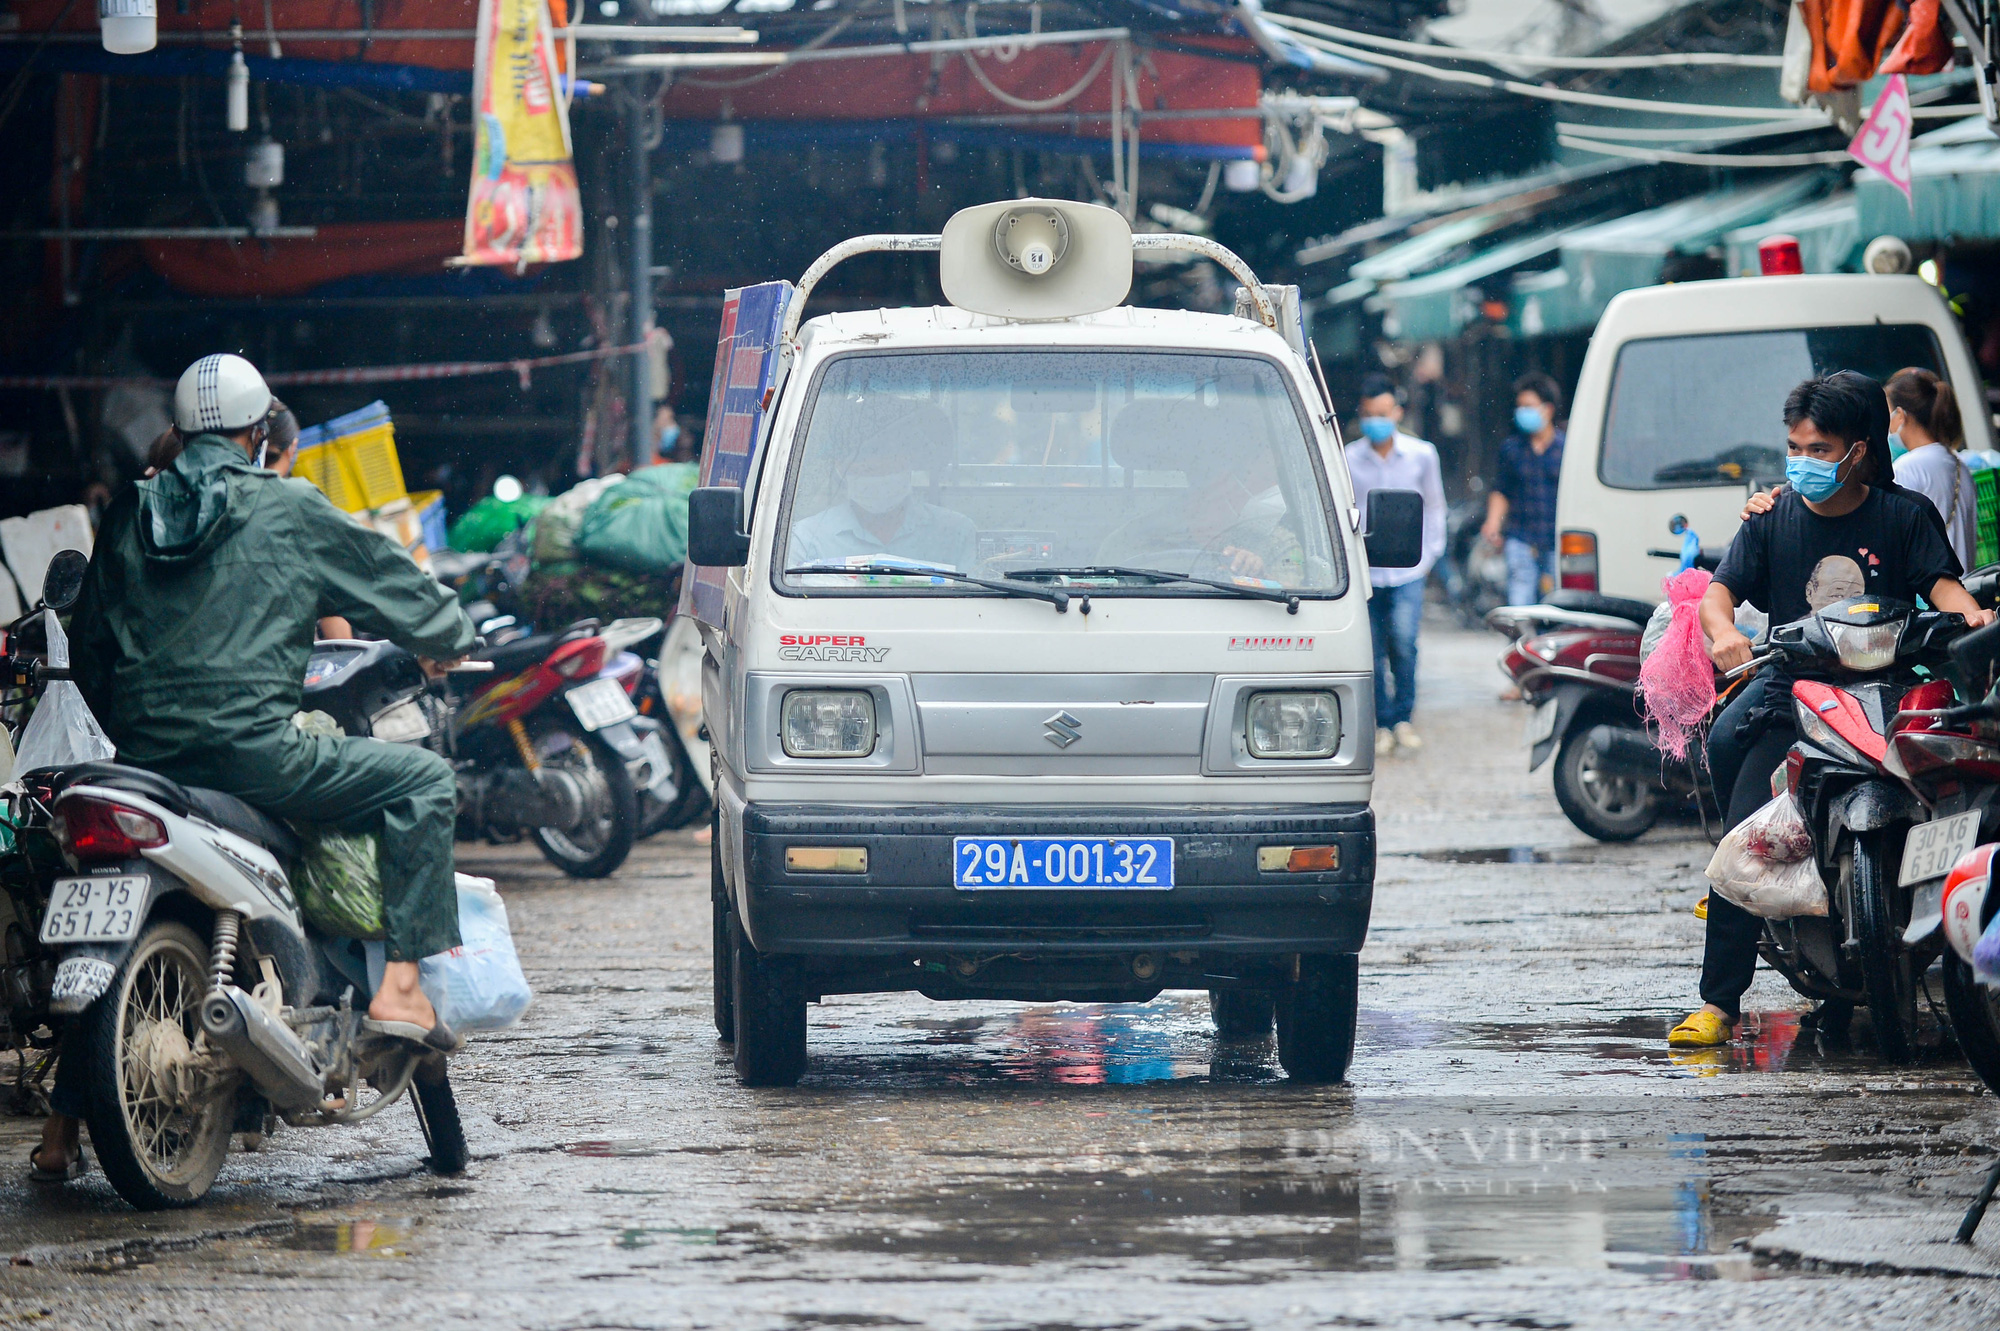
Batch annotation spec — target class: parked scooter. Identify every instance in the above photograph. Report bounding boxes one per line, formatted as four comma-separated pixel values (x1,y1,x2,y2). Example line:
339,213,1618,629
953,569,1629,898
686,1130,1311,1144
21,550,470,1211
304,619,660,878
1751,595,1969,1062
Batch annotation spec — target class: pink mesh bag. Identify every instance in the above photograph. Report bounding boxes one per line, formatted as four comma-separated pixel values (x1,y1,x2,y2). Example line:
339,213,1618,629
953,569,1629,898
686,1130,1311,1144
1638,568,1717,762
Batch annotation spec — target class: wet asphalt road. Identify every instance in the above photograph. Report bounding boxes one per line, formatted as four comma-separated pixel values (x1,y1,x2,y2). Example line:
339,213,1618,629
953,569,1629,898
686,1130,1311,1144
6,616,2000,1328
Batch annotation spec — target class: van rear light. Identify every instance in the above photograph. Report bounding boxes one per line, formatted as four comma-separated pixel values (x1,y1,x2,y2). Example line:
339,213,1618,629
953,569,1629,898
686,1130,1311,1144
53,797,167,860
1558,530,1598,591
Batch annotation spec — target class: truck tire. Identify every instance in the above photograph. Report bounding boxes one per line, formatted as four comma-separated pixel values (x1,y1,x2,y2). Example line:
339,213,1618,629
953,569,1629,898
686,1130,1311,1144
731,914,806,1087
1849,831,1920,1065
1552,726,1660,842
1209,989,1275,1041
1275,954,1359,1084
712,822,734,1041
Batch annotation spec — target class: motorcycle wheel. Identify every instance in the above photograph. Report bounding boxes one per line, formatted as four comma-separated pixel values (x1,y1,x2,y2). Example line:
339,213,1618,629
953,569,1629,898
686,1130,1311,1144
529,720,638,879
1551,727,1660,842
1209,989,1275,1042
1943,953,2000,1096
1848,831,1921,1065
80,921,234,1210
411,1062,469,1176
712,822,734,1041
731,912,807,1087
1274,954,1359,1084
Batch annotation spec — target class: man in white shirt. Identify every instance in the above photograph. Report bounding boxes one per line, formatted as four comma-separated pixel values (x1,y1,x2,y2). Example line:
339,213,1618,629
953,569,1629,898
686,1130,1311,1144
1345,374,1447,756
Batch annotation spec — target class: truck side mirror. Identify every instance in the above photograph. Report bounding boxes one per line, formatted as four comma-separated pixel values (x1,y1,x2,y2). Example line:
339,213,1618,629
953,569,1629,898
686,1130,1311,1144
1361,489,1424,570
687,486,752,567
41,548,88,612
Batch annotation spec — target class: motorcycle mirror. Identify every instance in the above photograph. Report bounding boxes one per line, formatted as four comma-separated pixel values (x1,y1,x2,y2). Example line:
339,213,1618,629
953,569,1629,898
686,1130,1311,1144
1667,514,1688,536
40,548,88,612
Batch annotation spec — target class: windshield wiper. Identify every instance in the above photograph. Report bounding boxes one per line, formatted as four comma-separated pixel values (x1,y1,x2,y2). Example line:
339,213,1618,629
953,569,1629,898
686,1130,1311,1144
785,562,1072,612
1009,565,1303,614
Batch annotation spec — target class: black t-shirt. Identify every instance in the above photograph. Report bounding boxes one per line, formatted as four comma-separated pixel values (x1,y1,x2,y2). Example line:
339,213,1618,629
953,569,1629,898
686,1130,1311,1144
1713,485,1962,628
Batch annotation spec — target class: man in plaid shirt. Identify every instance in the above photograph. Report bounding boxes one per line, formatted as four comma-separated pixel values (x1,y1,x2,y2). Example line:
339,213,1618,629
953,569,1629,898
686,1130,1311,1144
1481,372,1566,607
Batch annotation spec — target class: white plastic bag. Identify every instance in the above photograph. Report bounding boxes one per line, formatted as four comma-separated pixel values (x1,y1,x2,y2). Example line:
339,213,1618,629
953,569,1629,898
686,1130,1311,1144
13,610,115,774
1705,791,1828,919
365,873,533,1033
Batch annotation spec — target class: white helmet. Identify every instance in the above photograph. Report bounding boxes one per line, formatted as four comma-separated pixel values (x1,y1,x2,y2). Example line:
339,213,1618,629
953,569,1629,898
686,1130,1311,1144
173,353,273,434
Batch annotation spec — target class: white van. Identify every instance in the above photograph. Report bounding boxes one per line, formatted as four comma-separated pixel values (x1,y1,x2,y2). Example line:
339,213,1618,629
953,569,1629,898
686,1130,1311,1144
1555,273,1992,604
679,199,1425,1087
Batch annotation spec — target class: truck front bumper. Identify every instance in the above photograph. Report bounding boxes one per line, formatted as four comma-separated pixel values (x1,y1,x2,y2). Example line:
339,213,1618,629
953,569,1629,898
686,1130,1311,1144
732,802,1375,959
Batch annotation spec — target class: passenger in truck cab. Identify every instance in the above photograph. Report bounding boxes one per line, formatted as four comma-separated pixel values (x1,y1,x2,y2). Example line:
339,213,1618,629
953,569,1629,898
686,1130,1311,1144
1669,371,1995,1050
786,399,979,574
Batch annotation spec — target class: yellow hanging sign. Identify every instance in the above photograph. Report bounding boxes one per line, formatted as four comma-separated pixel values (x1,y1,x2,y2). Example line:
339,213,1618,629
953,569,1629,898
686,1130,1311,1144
461,0,582,267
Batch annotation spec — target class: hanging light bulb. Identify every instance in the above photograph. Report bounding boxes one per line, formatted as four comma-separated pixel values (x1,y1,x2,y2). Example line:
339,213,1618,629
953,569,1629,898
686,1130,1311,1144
1223,158,1261,193
709,122,744,165
99,0,157,53
226,24,250,133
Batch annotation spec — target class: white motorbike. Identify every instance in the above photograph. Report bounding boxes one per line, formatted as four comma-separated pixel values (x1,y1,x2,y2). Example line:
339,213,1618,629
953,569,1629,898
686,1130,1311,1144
25,550,466,1210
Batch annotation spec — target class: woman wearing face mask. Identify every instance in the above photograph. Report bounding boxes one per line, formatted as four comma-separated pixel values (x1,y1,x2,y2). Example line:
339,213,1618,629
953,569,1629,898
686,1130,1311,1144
1885,367,1975,569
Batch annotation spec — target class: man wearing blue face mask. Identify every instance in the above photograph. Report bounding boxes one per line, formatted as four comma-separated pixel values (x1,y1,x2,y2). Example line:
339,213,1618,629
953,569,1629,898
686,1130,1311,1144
1345,373,1446,756
1481,373,1566,608
789,407,979,574
1669,371,1995,1049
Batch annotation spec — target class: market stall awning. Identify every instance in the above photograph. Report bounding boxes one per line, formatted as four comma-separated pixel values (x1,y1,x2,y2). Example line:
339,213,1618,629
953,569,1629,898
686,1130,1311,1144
1723,192,1860,276
1855,115,2000,243
1374,226,1577,342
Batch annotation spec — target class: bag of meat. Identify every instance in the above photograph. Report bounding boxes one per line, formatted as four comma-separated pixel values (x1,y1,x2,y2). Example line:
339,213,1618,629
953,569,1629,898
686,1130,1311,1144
1705,791,1828,919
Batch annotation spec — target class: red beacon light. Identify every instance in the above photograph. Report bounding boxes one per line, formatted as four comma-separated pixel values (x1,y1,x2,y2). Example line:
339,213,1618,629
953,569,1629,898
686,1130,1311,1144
1758,234,1805,276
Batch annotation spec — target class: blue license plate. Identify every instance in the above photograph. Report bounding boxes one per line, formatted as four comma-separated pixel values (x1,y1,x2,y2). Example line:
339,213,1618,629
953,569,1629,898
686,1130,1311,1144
953,837,1174,890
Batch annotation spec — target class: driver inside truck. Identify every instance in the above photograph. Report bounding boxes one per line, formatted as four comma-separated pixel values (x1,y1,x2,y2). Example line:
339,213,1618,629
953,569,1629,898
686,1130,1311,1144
787,399,979,573
1669,371,1995,1049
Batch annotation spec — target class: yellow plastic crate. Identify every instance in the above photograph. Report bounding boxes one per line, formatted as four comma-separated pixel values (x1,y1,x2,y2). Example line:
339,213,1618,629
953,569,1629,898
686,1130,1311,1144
292,402,408,513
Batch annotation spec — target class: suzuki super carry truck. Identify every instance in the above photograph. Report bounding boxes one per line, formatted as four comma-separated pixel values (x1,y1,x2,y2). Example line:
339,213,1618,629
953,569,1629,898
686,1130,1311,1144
678,198,1424,1086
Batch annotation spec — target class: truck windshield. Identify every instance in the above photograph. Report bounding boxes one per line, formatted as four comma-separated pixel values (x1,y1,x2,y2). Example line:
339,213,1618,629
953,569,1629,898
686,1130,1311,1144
1599,324,1946,490
775,350,1343,595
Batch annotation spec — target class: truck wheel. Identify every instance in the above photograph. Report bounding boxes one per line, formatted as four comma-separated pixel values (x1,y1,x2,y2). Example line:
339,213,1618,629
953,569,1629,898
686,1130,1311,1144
1945,952,2000,1096
712,823,734,1042
81,921,234,1210
1275,954,1359,1084
731,914,806,1087
1209,989,1275,1041
412,1062,468,1176
1849,831,1920,1065
1552,727,1659,842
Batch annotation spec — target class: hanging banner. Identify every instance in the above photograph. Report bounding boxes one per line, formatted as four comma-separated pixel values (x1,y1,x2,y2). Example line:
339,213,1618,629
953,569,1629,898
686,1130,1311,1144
1849,72,1913,206
461,0,582,267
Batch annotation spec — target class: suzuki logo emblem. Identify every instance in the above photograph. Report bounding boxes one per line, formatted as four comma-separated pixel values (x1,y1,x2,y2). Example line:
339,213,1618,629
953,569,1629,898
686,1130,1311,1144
1042,710,1083,749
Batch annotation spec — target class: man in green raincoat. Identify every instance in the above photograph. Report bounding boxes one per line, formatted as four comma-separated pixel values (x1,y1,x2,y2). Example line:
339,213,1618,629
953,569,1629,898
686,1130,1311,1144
71,353,474,1020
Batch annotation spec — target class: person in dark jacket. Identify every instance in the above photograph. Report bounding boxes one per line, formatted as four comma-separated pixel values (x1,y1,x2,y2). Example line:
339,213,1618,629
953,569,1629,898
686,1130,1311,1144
33,354,474,1181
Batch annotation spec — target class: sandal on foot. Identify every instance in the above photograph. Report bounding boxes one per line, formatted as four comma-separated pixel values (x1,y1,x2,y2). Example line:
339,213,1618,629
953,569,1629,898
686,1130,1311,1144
28,1146,87,1184
362,1016,464,1053
1668,1009,1735,1048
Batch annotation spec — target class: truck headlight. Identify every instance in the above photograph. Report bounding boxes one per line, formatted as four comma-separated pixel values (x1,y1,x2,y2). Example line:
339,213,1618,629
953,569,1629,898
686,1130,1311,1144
1245,691,1339,759
781,690,877,758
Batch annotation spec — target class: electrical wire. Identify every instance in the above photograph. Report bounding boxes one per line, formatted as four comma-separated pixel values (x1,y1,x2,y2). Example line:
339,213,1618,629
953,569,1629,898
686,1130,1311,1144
1276,23,1846,121
0,0,81,137
1261,10,1785,71
1556,137,1855,167
1192,158,1220,215
680,15,853,88
963,41,1111,111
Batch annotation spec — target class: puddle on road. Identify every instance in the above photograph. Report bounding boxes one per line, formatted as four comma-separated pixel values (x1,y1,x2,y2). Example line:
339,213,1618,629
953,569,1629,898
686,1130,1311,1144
280,1217,415,1256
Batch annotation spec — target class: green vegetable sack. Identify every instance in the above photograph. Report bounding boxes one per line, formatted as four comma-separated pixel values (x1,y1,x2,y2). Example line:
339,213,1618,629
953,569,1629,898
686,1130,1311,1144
293,826,387,940
573,463,698,574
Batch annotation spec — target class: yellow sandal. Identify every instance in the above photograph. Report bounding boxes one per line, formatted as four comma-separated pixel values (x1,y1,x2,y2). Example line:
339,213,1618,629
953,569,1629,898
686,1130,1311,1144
1668,1009,1735,1047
